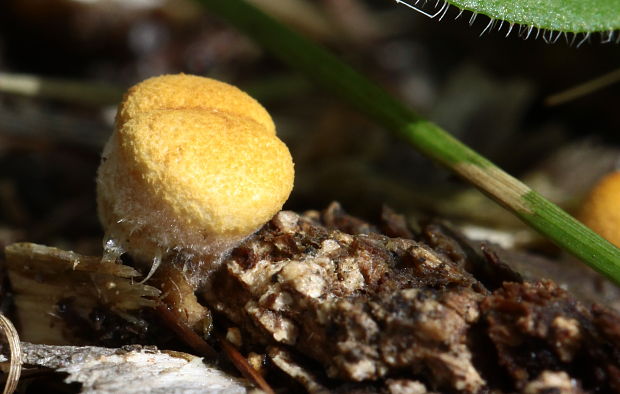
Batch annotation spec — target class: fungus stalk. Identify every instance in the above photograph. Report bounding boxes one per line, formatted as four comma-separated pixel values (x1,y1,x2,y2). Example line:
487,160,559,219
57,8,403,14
97,73,294,292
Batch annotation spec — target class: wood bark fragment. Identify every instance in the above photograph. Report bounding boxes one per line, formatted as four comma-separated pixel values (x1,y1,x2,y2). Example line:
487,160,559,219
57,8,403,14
1,342,246,394
4,243,160,345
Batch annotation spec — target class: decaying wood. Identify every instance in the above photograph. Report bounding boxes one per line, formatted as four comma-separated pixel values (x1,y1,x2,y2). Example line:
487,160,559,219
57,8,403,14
1,342,246,393
203,209,485,392
3,204,620,392
216,332,275,394
4,243,160,345
201,205,620,393
268,347,328,393
155,304,217,360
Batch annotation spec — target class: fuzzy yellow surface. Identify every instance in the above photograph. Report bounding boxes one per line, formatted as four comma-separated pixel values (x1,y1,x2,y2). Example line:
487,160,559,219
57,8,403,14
117,74,275,134
97,74,294,265
122,109,292,235
579,171,620,248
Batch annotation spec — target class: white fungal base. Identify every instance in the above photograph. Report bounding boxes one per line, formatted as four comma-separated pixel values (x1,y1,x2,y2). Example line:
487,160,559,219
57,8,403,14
101,227,251,289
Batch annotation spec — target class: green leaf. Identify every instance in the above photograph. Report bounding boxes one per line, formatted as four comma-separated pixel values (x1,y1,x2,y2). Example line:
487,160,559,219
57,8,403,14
398,0,620,34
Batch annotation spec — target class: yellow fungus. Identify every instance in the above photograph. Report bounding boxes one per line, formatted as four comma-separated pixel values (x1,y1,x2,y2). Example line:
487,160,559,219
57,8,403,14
116,73,276,134
97,74,294,273
579,170,620,248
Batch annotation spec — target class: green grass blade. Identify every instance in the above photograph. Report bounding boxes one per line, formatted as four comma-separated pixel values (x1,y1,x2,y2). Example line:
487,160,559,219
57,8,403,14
197,0,620,286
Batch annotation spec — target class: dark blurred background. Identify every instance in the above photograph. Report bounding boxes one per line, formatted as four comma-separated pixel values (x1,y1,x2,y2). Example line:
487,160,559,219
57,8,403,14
0,0,619,255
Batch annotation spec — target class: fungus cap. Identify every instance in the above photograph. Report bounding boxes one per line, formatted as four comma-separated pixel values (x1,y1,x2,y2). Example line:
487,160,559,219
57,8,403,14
116,74,275,134
579,171,620,248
